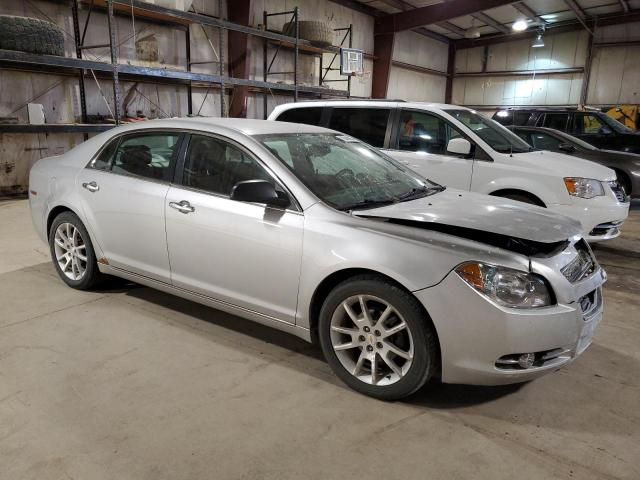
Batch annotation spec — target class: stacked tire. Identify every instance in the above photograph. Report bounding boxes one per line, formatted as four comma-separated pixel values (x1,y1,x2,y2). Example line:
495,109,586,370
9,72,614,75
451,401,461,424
0,15,65,56
282,20,334,47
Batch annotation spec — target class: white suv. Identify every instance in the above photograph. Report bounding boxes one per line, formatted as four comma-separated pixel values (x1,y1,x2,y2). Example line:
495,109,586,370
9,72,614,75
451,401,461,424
269,101,630,242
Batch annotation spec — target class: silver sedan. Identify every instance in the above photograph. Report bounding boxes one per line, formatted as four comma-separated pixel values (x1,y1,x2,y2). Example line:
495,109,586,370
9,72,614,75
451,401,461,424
29,118,606,400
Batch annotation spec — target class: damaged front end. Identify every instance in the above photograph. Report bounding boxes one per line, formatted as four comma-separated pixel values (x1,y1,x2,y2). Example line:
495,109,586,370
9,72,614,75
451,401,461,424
374,217,569,257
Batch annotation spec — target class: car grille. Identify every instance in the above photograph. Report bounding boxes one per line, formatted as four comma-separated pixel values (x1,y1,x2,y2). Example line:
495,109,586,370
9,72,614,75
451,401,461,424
608,181,628,203
561,240,596,283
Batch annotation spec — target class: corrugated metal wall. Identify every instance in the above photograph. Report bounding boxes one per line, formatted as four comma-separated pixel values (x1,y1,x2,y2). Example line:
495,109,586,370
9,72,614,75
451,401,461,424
452,30,589,107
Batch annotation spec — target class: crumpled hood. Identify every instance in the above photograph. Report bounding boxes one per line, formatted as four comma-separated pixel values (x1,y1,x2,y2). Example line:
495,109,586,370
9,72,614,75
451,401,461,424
353,189,582,244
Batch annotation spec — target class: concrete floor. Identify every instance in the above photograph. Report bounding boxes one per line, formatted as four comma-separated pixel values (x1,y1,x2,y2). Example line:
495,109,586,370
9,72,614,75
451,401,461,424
0,199,638,480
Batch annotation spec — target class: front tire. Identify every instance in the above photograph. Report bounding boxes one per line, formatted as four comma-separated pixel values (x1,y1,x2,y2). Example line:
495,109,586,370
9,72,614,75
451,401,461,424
49,211,104,290
318,275,438,400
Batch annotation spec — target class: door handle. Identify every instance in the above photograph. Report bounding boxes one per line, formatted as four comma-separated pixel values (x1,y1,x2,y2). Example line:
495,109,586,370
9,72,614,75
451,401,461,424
169,200,195,214
82,181,99,192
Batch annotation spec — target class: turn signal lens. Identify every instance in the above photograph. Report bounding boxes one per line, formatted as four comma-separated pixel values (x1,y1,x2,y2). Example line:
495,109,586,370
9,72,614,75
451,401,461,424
564,177,604,199
455,262,553,309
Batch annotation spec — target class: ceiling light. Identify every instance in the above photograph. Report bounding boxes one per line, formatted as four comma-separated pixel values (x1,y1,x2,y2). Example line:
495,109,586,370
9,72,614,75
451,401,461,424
512,19,528,32
465,27,481,39
532,33,545,48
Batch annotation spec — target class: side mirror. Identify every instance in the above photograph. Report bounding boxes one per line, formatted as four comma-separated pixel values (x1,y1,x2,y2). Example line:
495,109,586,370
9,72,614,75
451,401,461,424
447,138,472,156
558,143,576,153
230,179,290,208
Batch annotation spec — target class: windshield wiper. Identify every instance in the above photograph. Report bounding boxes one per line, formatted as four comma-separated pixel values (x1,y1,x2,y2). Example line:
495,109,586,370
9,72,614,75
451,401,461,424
397,185,445,202
339,198,397,211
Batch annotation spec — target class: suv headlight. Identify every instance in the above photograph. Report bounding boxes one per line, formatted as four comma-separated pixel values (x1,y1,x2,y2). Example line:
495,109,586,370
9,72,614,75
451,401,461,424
564,177,604,199
455,262,553,308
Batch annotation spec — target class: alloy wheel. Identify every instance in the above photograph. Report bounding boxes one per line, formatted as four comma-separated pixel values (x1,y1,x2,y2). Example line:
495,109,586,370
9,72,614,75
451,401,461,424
329,294,414,386
53,222,88,281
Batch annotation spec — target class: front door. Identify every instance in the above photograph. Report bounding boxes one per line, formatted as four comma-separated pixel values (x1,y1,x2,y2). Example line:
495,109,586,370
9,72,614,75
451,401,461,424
164,133,303,323
386,109,474,190
76,131,182,282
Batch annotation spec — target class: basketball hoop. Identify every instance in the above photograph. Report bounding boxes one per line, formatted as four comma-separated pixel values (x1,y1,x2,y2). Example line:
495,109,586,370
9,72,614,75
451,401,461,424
340,48,364,76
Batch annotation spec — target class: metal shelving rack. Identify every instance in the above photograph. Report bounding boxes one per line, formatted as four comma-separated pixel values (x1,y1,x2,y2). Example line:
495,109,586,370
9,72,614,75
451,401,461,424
0,0,350,134
261,6,354,118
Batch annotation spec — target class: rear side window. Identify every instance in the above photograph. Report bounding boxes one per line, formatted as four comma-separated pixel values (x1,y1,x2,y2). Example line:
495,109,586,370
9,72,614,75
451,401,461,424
328,108,390,148
541,113,569,131
88,138,119,170
276,107,323,126
111,133,180,182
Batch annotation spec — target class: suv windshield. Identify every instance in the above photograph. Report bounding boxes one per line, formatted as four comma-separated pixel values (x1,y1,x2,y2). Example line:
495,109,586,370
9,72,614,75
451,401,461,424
446,109,532,154
256,133,442,211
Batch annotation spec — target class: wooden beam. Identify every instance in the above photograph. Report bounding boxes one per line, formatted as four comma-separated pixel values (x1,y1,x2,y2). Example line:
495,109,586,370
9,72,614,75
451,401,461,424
375,0,519,33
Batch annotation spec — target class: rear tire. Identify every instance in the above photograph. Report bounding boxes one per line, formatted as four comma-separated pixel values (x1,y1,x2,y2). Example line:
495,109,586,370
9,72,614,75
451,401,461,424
48,212,104,290
318,275,438,400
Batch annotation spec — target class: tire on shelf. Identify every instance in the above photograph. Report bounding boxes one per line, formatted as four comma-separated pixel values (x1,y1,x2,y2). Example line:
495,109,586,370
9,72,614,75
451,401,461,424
282,21,334,47
0,15,65,57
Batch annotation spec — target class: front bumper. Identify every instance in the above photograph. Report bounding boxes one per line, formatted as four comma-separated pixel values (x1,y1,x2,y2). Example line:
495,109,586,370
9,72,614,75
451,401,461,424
414,265,606,386
550,193,629,242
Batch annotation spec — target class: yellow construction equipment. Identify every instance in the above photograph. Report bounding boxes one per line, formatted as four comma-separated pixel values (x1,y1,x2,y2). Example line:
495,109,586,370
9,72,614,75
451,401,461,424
606,105,639,131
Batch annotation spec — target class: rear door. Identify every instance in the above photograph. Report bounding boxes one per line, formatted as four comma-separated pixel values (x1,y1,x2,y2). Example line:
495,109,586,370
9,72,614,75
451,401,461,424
386,109,474,189
76,131,182,282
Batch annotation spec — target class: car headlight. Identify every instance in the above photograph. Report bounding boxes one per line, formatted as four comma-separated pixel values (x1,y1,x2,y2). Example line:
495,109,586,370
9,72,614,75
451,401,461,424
564,177,604,199
455,262,553,308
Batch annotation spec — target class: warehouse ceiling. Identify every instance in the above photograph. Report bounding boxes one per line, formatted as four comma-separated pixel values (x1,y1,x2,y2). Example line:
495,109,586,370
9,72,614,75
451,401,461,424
341,0,640,42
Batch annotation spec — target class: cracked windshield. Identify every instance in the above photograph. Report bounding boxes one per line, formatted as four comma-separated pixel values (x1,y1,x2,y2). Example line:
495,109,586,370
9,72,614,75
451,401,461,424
258,133,443,211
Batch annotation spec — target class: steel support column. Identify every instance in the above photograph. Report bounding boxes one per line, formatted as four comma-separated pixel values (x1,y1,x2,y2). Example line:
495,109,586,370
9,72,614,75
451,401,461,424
372,29,394,99
445,43,455,103
228,0,251,118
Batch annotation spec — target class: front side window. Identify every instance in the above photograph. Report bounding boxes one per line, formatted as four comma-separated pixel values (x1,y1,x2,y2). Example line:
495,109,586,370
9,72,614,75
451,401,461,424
397,111,465,155
573,112,632,135
328,108,390,148
445,109,532,154
182,134,275,196
111,133,180,181
541,113,569,131
259,133,442,211
572,113,607,135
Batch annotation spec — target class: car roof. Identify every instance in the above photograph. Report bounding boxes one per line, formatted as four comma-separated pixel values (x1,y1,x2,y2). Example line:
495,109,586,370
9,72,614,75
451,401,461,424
497,107,604,113
274,100,472,112
105,117,335,136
